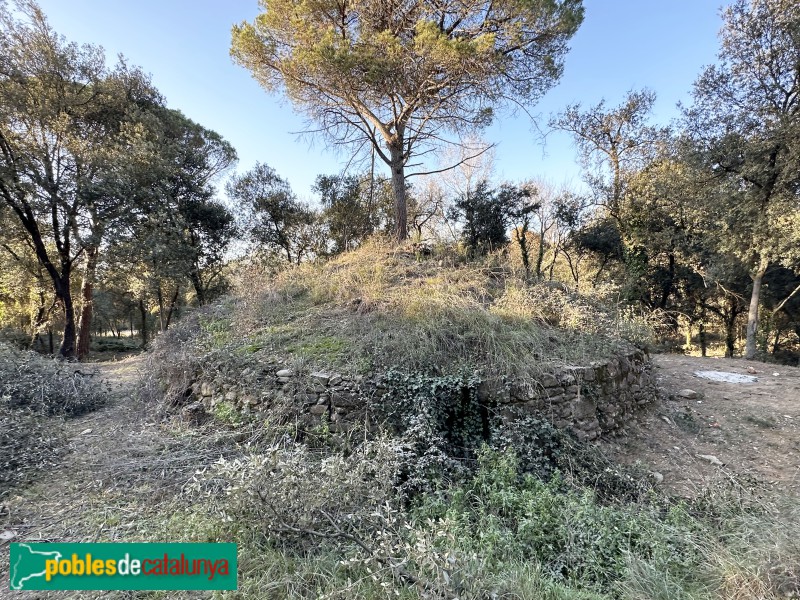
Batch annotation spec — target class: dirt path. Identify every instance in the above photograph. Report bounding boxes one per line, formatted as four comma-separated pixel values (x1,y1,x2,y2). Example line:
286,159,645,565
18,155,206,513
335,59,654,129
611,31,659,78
0,355,219,598
1,353,248,599
603,354,800,497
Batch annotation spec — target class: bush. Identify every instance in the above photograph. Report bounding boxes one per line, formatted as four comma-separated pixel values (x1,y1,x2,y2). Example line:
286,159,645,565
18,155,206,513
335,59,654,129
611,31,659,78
0,342,105,493
0,342,105,416
413,447,699,593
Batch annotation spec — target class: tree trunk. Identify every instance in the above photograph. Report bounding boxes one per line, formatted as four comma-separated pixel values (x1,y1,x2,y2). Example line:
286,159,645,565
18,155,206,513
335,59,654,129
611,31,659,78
514,222,531,276
699,320,707,357
60,290,78,358
77,246,99,360
535,229,545,278
389,143,408,242
745,257,769,360
157,285,166,332
29,289,48,352
139,299,149,348
164,286,180,330
190,271,206,306
724,297,739,358
659,253,676,310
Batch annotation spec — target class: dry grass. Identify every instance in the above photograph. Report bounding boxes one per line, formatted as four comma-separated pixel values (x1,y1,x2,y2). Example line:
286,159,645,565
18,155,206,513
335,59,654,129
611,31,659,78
221,239,639,385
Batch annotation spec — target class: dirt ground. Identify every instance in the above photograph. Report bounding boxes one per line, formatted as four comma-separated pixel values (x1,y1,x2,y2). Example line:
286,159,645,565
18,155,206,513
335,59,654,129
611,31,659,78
603,354,800,497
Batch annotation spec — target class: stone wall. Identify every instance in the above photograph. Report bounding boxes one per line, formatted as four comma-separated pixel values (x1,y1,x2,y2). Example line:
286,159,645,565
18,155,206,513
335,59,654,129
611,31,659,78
187,348,657,440
492,348,658,440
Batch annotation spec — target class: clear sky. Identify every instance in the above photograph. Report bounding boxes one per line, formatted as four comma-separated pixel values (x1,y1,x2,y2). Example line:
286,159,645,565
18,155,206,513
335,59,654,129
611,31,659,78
33,0,724,202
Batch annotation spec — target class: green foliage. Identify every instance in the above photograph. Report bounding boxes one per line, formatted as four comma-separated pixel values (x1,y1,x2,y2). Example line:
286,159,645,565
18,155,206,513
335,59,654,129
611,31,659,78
199,313,234,349
313,172,394,254
212,401,244,427
413,447,699,592
378,370,488,497
491,415,565,480
227,162,319,264
192,432,788,599
288,335,347,362
450,181,512,255
231,0,584,239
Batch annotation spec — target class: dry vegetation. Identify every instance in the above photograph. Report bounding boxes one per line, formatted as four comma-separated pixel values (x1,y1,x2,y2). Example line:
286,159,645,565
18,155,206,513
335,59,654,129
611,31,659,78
146,239,644,408
0,342,106,493
3,244,799,600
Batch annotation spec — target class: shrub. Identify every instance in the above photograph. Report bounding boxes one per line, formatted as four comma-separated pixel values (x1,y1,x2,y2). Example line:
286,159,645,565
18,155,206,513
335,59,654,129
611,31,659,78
0,342,105,492
412,447,700,593
0,342,105,416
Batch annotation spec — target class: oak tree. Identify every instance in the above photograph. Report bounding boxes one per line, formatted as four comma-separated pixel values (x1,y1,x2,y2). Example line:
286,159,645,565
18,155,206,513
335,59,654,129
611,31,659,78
0,0,161,358
684,0,800,359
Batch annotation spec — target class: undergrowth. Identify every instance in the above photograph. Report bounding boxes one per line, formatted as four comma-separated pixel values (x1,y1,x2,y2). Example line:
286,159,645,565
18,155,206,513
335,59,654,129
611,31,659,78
0,342,106,493
178,425,798,600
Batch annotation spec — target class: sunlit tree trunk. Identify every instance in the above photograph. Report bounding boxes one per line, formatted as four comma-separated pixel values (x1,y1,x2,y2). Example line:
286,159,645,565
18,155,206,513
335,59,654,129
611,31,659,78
745,256,769,360
77,245,99,359
388,142,408,241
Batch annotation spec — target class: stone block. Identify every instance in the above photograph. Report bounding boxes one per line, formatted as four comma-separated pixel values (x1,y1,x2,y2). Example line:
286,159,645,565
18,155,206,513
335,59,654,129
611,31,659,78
310,371,331,385
571,398,597,421
540,374,560,388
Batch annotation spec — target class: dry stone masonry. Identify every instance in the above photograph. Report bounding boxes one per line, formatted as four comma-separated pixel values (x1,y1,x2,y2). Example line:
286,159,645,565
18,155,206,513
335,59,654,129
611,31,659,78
187,348,657,441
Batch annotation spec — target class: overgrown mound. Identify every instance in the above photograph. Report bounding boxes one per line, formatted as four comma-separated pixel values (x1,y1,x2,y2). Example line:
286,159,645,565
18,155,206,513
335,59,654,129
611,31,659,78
137,244,800,598
145,239,646,409
0,342,106,493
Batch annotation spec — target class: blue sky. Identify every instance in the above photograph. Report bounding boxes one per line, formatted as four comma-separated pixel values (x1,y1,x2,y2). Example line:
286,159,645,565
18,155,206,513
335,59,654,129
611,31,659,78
34,0,723,202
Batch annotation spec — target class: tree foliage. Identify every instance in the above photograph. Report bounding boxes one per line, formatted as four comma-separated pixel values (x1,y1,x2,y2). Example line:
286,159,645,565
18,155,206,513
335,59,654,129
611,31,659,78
231,0,584,241
684,0,800,359
0,0,163,357
227,163,318,264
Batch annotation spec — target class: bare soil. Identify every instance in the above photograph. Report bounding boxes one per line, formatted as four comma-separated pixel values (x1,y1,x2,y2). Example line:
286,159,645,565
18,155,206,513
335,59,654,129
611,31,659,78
602,354,800,497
